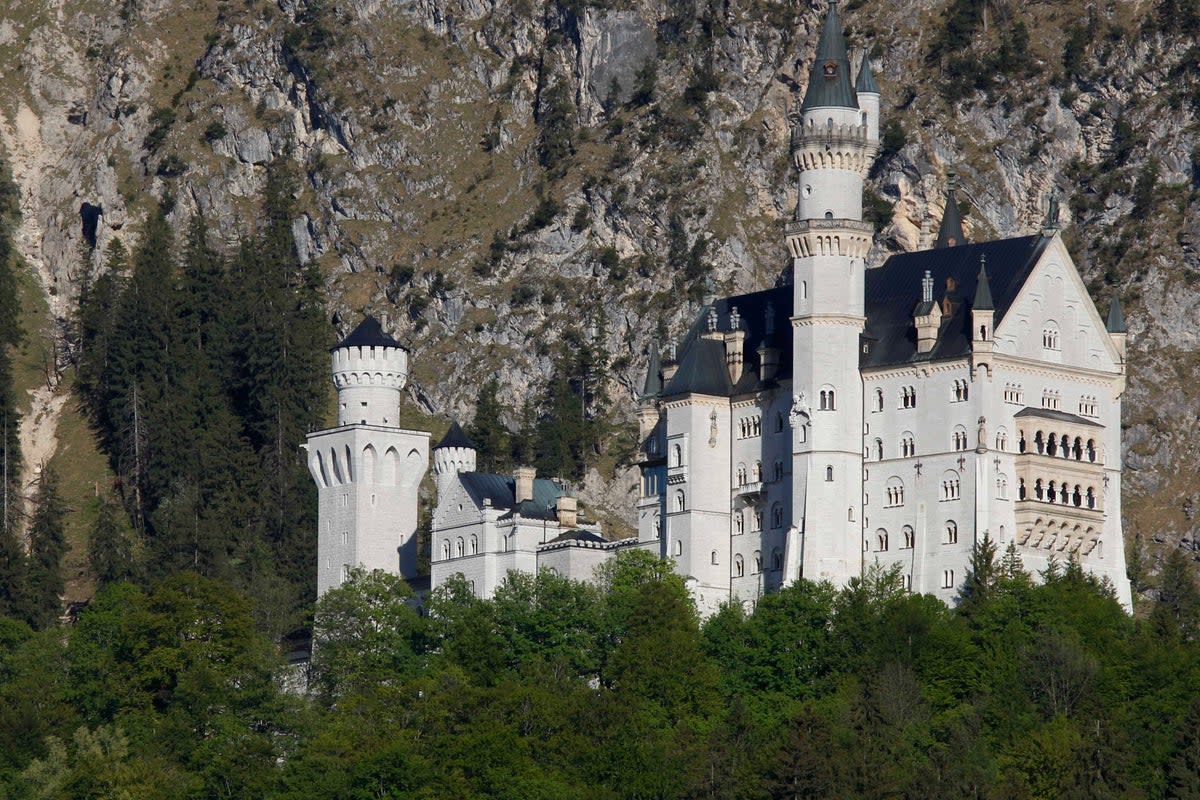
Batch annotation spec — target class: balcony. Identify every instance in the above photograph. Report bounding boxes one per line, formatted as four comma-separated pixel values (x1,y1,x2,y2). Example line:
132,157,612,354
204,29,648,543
667,464,687,485
733,480,764,498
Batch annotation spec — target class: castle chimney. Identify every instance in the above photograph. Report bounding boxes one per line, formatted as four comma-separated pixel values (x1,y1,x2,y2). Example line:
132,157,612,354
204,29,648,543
514,466,536,504
914,270,942,354
724,306,746,383
556,495,578,528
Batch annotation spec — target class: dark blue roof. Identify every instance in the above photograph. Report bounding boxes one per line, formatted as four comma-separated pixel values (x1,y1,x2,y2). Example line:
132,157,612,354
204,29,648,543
434,421,475,450
1106,294,1125,333
334,316,401,351
855,57,879,94
662,285,792,399
862,235,1051,368
545,529,606,545
459,473,564,520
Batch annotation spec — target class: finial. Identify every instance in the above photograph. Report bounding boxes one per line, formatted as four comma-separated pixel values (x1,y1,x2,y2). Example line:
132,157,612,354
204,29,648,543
707,307,718,332
1043,189,1061,233
921,270,934,304
729,306,741,331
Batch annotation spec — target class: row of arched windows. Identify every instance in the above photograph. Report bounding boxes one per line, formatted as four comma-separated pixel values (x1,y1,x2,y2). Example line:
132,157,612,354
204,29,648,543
819,389,836,411
1019,430,1099,462
735,462,764,486
1041,389,1061,410
1079,395,1099,417
941,474,961,501
867,433,918,460
871,525,916,552
733,510,765,534
952,379,969,402
1019,478,1099,510
900,386,918,408
738,416,762,438
1003,383,1023,404
1042,326,1061,350
717,548,784,575
953,428,969,451
440,535,480,560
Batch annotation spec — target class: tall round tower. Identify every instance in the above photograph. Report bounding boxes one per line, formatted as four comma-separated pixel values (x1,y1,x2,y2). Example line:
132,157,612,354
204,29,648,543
432,421,477,496
788,0,878,586
331,316,408,427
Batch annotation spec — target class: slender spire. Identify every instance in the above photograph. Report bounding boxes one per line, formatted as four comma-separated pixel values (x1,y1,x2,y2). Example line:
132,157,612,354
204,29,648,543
855,55,879,94
1106,293,1126,333
934,169,966,249
641,341,663,398
974,254,993,311
800,1,859,111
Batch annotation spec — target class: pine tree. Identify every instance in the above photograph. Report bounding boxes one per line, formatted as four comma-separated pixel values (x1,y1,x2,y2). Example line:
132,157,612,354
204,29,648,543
87,496,135,587
467,377,510,472
24,468,66,629
0,159,23,580
1153,548,1200,640
957,532,999,610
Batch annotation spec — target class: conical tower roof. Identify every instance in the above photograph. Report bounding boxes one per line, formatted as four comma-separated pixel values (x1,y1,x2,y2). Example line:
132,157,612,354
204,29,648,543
333,315,401,351
1106,293,1126,333
973,256,993,311
434,421,476,450
855,55,879,94
800,1,858,111
934,174,966,249
641,341,663,398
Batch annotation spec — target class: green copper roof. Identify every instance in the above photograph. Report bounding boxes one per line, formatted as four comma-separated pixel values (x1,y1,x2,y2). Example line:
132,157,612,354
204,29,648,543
800,1,859,111
855,56,879,94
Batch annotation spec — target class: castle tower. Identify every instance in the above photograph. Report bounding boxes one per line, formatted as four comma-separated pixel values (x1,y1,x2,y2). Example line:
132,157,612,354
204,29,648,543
786,0,877,585
305,316,430,596
432,421,477,498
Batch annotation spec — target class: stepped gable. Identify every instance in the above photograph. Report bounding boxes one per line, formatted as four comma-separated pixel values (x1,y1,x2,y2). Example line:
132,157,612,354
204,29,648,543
862,234,1051,368
662,285,793,398
458,472,563,520
333,315,401,351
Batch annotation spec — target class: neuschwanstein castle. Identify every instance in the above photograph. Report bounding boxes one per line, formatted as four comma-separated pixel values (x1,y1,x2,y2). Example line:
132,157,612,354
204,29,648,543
304,1,1132,613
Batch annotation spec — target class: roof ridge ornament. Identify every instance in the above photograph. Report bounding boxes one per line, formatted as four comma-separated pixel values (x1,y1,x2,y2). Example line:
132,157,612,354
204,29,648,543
1042,189,1062,235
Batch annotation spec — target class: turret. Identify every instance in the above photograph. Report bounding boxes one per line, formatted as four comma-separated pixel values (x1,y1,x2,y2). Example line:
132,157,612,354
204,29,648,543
855,55,880,143
638,341,663,444
331,316,408,427
972,255,994,346
914,270,942,354
432,421,476,495
934,169,966,249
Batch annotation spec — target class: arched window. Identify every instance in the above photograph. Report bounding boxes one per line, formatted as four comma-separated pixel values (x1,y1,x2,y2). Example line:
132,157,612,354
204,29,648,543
819,387,836,411
825,465,834,481
953,425,968,452
772,548,783,570
1042,323,1061,350
902,525,914,549
900,386,917,409
994,427,1008,451
772,503,784,528
942,569,955,588
754,461,763,482
885,476,904,507
752,511,763,531
736,463,748,485
674,539,683,556
675,490,686,512
734,554,745,578
753,551,762,574
456,538,465,558
735,513,745,535
711,550,719,565
441,540,450,560
901,432,915,458
1086,486,1096,509
941,471,961,501
944,521,958,545
873,438,883,461
873,388,884,412
774,460,784,481
876,529,889,552
997,474,1008,500
777,412,786,432
671,443,683,467
470,535,478,555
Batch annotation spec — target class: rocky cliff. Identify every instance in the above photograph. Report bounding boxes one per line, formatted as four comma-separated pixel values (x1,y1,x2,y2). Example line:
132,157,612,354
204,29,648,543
2,0,1198,598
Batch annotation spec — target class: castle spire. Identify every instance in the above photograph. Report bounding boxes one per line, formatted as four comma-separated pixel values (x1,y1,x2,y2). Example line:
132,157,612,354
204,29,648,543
855,54,879,95
1106,293,1126,334
973,254,993,311
934,169,966,249
641,341,663,398
800,1,858,112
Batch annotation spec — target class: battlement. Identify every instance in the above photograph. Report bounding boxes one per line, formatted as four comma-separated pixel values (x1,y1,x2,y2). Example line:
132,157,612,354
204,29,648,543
784,218,874,259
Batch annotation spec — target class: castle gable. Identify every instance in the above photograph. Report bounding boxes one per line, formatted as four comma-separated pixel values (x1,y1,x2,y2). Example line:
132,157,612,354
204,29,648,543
862,235,1051,368
991,237,1122,372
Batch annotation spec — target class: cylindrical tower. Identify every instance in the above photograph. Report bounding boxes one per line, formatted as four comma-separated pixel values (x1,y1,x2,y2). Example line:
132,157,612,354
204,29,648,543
331,316,408,427
432,421,477,496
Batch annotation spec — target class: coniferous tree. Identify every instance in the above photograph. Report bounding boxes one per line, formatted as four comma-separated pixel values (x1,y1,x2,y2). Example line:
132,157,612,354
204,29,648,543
88,496,135,587
1153,548,1200,640
467,377,510,472
0,159,23,575
957,532,999,612
77,240,129,416
24,468,66,629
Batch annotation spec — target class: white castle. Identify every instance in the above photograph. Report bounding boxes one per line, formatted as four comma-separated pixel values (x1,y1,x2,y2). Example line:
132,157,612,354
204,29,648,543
307,1,1132,613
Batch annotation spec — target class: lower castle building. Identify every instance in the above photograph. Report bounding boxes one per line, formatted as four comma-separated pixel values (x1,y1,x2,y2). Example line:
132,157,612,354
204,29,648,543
306,1,1132,613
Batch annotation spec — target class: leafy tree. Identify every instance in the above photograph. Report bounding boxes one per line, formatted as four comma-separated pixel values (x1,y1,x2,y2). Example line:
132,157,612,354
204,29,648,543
310,568,426,700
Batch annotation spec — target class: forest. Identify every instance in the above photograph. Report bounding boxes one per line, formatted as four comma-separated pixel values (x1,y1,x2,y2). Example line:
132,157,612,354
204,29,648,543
1,544,1200,798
